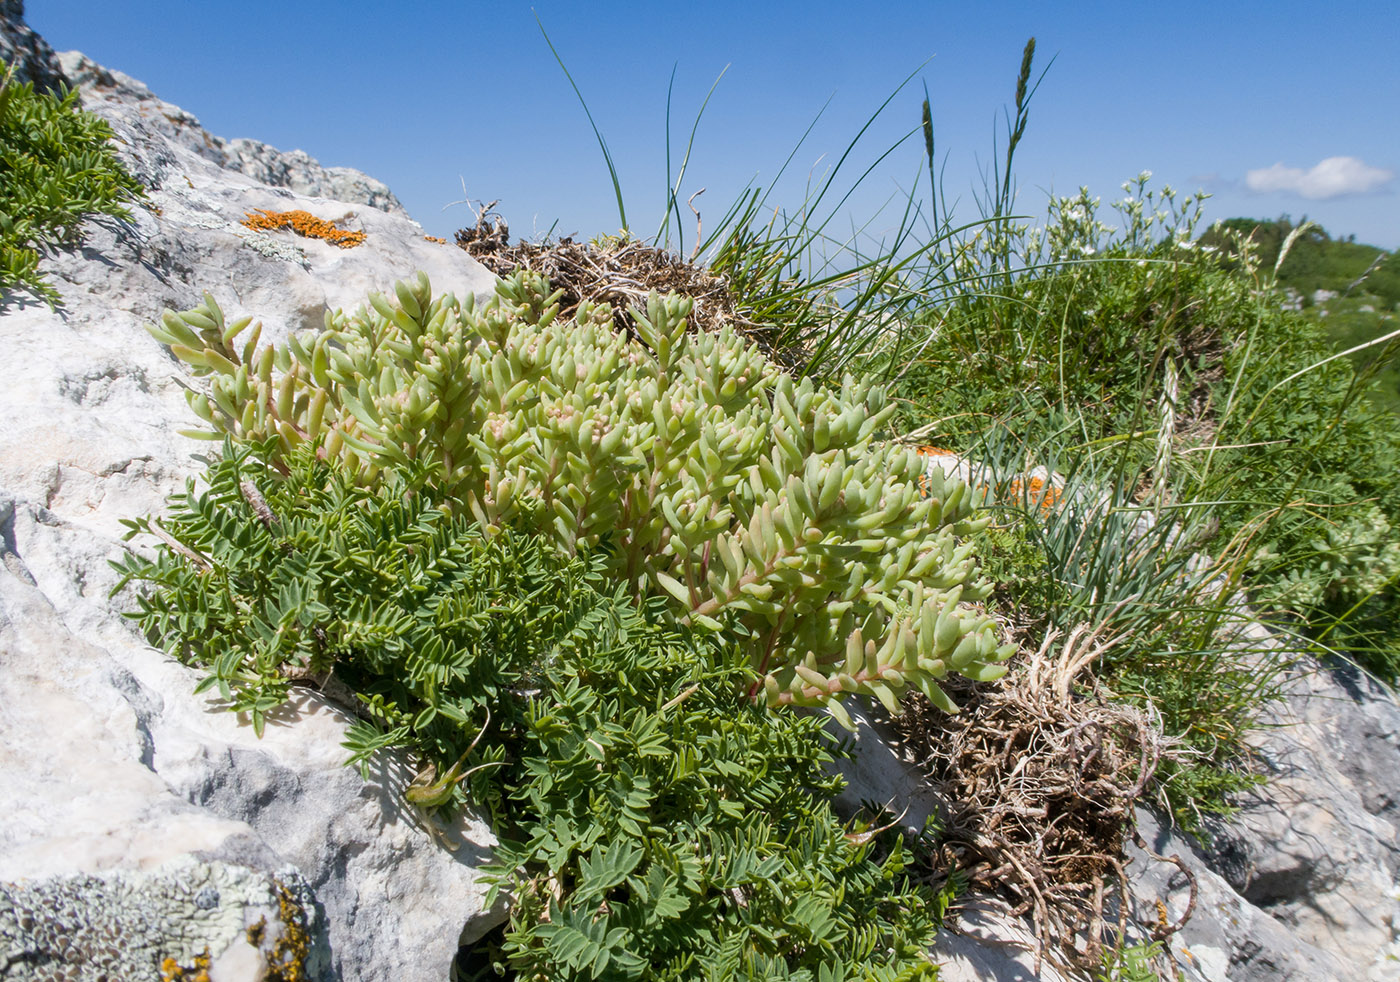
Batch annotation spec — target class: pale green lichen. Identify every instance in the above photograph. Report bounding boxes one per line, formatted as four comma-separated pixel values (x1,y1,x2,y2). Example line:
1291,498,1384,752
0,862,317,981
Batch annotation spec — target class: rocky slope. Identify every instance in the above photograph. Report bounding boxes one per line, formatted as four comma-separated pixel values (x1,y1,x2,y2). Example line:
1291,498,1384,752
1,5,500,979
2,4,1399,979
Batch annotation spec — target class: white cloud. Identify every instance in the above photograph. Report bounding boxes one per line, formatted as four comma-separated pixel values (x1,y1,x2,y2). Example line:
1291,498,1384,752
1245,156,1394,199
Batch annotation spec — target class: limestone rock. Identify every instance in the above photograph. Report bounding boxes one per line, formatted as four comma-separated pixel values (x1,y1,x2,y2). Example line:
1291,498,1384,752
54,49,407,217
0,0,64,94
1126,807,1351,982
1201,632,1400,980
0,862,319,980
0,5,501,979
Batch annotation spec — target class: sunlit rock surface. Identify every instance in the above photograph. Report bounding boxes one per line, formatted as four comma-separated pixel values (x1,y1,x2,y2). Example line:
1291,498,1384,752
1,3,499,978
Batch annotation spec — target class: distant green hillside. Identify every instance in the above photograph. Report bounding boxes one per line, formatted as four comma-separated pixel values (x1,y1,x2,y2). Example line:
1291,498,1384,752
1202,217,1400,414
1201,217,1400,303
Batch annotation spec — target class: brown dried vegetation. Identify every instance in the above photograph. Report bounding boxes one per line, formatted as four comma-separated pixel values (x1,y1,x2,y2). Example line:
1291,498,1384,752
895,622,1194,974
453,202,794,365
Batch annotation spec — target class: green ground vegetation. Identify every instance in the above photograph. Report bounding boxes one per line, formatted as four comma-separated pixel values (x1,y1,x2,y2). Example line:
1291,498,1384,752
0,60,146,306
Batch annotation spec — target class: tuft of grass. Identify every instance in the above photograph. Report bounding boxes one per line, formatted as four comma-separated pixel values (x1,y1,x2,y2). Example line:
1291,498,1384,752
953,422,1283,829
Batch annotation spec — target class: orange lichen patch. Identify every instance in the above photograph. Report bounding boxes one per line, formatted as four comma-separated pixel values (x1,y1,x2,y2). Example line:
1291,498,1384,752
423,235,448,245
1003,475,1063,515
910,444,1062,515
240,209,366,248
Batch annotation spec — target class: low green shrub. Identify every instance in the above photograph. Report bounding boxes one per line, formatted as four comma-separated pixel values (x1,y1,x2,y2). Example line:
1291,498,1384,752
145,270,1012,725
891,179,1238,448
114,440,949,981
0,60,145,306
1204,303,1400,678
487,579,945,982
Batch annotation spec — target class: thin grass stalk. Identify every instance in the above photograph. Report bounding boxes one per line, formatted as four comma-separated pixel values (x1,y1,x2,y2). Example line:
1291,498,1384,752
996,37,1038,221
536,15,628,232
656,63,729,254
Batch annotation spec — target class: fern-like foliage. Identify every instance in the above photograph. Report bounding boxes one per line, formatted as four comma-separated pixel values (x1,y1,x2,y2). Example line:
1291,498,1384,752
489,610,942,981
114,440,953,979
0,60,146,306
113,438,605,764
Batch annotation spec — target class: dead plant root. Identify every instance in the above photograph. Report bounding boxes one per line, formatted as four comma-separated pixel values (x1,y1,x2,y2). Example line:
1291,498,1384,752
895,622,1189,975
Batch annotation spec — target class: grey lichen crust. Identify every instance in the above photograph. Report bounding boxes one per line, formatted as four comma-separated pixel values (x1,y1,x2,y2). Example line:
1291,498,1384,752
0,861,319,981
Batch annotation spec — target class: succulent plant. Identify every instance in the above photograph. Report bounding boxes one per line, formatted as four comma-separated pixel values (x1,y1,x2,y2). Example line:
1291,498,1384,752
148,271,1012,724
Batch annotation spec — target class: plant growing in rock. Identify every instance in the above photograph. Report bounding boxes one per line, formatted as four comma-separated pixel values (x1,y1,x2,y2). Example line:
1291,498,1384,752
112,440,950,981
147,270,1011,723
0,59,147,306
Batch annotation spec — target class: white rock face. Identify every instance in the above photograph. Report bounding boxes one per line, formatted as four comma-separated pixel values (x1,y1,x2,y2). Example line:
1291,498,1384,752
1210,639,1400,981
1,6,501,978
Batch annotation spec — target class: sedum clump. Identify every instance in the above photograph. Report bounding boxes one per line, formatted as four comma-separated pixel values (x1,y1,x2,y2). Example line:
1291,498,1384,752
148,270,1011,723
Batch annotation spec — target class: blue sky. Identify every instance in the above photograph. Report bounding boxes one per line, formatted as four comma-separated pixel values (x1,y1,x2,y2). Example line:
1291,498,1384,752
26,1,1400,250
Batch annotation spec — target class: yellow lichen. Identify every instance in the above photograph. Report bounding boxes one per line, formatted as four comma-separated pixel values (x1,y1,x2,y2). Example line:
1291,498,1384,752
263,880,311,982
423,234,447,245
246,914,267,947
159,947,211,982
240,209,366,248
